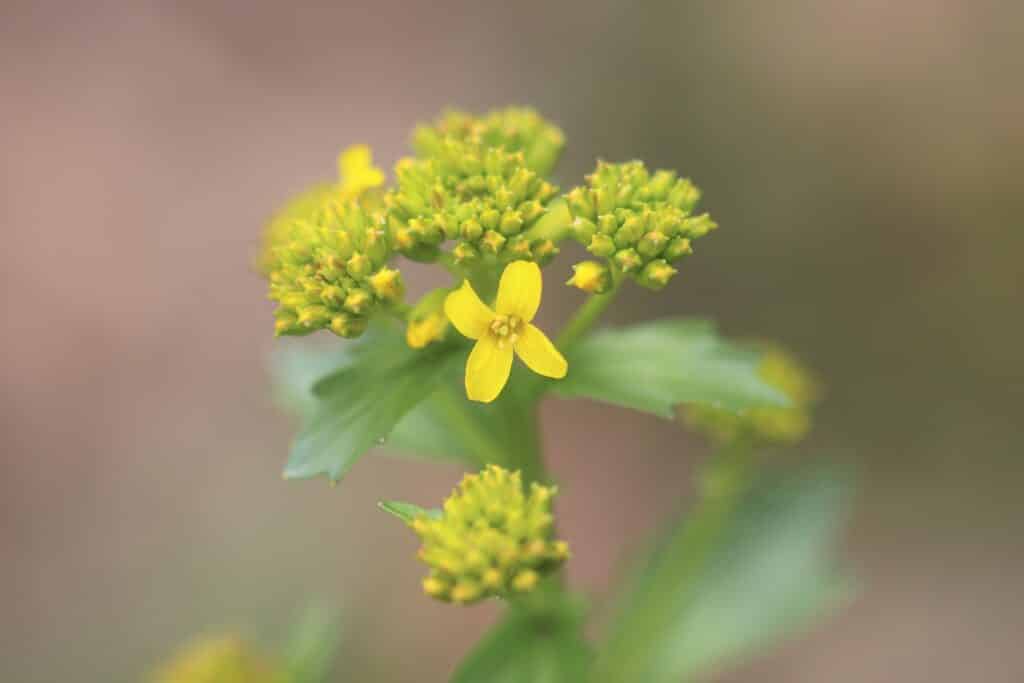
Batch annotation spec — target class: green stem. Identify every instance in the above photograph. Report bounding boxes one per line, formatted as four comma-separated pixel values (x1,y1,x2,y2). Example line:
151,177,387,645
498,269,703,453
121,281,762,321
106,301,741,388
433,387,514,468
593,444,756,682
555,272,623,351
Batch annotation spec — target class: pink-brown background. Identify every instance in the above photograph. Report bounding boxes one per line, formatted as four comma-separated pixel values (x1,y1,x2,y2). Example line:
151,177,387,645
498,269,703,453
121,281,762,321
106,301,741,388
3,1,1022,680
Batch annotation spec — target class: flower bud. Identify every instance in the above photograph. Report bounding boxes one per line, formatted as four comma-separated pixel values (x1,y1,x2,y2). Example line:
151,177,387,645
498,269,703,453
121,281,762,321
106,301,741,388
637,259,678,290
410,465,569,605
566,261,611,294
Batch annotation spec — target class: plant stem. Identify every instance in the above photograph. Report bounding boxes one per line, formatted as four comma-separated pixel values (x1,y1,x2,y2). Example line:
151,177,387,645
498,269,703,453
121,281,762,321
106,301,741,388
433,387,514,468
555,273,623,351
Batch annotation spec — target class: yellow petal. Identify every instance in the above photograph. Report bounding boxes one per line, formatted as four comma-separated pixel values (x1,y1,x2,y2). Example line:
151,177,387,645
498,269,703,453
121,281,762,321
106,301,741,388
338,144,385,196
515,324,567,379
495,260,542,322
445,281,494,340
466,336,514,403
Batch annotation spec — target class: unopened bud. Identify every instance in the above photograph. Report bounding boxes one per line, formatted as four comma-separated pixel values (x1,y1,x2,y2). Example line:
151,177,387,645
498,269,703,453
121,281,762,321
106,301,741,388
566,261,611,294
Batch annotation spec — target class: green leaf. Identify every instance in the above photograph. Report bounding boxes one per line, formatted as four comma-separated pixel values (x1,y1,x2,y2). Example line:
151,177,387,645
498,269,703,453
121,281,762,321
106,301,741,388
283,338,459,482
451,605,591,683
593,461,853,683
553,319,789,418
378,500,439,523
269,334,510,467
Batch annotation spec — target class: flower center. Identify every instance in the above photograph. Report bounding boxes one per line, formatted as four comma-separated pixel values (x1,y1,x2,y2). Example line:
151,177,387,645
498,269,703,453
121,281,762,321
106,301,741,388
490,314,522,348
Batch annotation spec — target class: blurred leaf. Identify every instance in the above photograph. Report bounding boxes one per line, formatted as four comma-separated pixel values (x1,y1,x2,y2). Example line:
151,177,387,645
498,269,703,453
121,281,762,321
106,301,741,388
270,333,505,466
451,604,591,683
281,604,342,683
378,500,439,523
553,319,789,418
593,461,852,683
283,337,459,481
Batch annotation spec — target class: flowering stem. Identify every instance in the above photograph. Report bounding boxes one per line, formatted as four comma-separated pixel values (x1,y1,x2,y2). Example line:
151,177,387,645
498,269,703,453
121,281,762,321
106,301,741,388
555,271,624,351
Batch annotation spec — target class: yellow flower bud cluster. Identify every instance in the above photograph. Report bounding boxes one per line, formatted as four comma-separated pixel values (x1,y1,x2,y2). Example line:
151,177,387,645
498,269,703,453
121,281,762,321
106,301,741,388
259,145,387,277
151,635,286,683
267,200,403,338
385,138,561,266
566,161,717,291
411,465,569,605
258,183,337,276
682,346,819,446
413,107,566,176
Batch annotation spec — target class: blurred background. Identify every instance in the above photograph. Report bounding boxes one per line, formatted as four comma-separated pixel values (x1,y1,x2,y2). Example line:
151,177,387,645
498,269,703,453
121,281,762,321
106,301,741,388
2,0,1022,680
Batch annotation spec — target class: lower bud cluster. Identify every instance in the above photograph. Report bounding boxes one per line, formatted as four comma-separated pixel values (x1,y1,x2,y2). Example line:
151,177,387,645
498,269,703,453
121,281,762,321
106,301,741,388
411,465,569,604
268,200,403,338
566,161,717,291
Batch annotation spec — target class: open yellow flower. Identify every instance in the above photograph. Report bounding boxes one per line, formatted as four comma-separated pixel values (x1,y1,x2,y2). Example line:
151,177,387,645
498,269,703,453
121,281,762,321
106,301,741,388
445,261,568,403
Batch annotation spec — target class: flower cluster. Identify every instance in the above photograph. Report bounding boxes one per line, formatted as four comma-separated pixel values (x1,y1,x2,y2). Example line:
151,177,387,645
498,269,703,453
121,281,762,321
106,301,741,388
682,346,819,445
413,106,566,176
386,139,561,265
566,161,717,291
267,200,402,338
410,465,569,605
151,635,285,683
259,145,386,277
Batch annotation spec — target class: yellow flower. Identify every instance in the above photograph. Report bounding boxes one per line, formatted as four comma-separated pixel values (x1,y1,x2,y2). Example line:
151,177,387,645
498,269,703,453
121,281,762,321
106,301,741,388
337,144,385,198
445,261,567,403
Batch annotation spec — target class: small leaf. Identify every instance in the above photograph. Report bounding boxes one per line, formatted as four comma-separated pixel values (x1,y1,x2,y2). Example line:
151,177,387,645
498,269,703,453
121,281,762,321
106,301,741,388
451,604,591,683
593,461,853,683
378,500,439,523
554,319,789,418
283,341,459,482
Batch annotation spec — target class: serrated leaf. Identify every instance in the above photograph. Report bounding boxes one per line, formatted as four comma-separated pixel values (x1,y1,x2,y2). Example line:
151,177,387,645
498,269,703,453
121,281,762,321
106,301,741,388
378,500,439,523
553,319,789,418
283,341,459,482
593,462,852,683
269,335,500,466
451,605,591,683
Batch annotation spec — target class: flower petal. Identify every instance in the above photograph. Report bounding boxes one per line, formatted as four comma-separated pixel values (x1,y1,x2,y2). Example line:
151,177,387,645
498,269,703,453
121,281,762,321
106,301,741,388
495,260,542,322
515,324,568,379
466,336,514,403
445,281,494,340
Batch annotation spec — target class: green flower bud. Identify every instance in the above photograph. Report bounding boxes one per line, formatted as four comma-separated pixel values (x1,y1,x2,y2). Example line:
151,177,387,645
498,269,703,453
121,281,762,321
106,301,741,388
409,465,569,605
480,229,507,255
664,236,693,260
613,248,643,273
531,239,559,266
637,259,677,290
637,230,669,259
570,216,597,243
587,233,616,258
452,242,480,265
330,313,368,338
564,160,716,291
